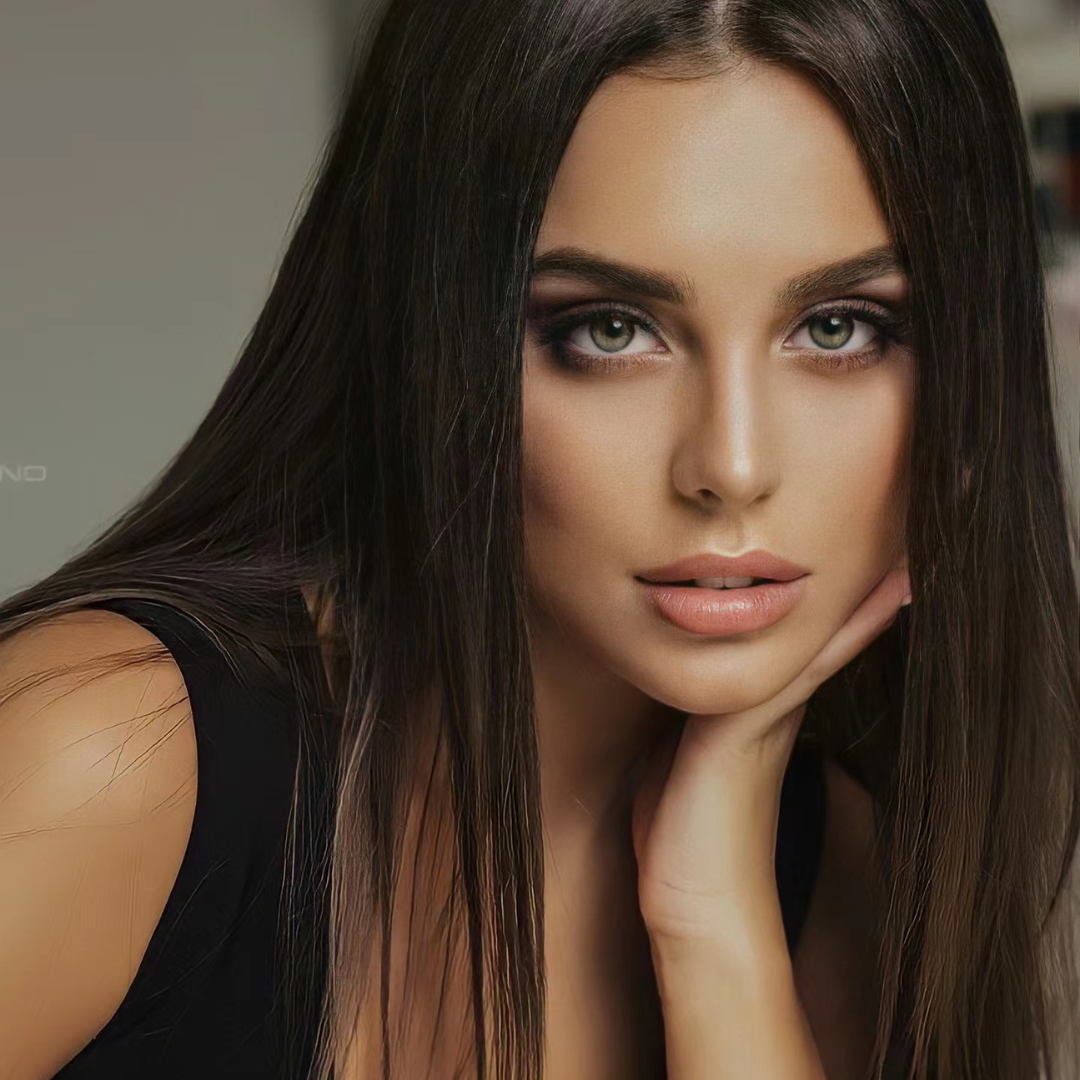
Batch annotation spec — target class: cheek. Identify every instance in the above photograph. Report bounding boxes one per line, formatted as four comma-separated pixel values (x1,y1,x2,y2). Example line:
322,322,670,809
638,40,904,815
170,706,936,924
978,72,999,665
786,370,911,575
521,376,657,596
522,409,613,565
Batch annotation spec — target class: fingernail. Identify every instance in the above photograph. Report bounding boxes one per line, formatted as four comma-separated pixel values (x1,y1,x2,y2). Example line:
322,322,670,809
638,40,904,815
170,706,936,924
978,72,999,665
901,594,912,607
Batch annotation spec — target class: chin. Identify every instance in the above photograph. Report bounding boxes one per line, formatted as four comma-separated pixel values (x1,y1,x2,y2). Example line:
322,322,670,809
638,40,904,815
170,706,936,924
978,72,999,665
625,662,780,719
658,684,768,718
622,627,817,718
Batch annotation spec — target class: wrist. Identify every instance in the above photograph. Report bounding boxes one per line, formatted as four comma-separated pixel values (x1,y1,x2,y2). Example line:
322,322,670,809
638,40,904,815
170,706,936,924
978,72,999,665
649,922,794,997
642,882,790,969
648,928,824,1080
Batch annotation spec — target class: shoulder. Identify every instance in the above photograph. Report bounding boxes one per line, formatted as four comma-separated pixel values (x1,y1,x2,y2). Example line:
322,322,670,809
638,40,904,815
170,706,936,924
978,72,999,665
0,607,198,1080
792,755,881,1080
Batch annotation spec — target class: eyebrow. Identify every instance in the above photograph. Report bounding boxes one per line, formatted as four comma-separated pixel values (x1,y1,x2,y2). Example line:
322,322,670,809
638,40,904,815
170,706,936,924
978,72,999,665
530,246,696,305
528,243,908,309
776,245,908,307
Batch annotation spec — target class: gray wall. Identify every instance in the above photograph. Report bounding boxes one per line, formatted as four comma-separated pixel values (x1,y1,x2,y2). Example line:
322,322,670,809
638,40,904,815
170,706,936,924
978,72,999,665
0,0,336,598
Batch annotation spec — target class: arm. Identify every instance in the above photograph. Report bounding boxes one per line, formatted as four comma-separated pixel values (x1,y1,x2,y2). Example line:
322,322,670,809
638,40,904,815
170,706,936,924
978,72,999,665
649,758,884,1080
636,712,828,1080
631,564,908,1079
0,609,197,1080
652,899,827,1079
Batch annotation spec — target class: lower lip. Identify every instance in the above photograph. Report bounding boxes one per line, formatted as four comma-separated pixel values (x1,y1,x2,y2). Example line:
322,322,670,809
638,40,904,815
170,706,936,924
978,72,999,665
637,576,809,636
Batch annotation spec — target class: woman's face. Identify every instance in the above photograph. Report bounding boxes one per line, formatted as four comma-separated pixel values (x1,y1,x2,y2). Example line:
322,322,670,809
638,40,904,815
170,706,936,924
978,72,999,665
522,61,913,717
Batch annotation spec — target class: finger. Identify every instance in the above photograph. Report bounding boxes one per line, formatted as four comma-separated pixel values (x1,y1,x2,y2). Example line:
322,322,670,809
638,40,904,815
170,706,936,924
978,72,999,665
682,563,909,757
795,563,909,696
719,563,908,733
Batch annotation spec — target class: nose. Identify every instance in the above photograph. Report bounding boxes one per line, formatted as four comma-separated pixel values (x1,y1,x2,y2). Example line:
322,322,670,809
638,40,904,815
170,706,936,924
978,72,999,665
669,344,779,512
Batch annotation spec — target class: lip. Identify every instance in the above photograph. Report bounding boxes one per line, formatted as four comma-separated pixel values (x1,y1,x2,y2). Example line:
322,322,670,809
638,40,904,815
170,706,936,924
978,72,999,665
637,577,809,636
636,549,810,585
634,548,811,637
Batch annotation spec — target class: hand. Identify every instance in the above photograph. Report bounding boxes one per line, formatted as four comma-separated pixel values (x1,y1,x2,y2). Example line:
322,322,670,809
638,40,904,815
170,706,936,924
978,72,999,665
631,561,910,948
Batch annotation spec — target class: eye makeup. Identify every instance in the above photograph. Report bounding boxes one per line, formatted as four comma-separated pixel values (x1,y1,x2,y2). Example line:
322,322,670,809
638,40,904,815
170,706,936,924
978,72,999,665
528,295,911,375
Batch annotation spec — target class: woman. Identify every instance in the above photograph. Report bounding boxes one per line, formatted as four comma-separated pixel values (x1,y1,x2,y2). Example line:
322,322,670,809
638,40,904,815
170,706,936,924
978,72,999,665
1,0,1077,1078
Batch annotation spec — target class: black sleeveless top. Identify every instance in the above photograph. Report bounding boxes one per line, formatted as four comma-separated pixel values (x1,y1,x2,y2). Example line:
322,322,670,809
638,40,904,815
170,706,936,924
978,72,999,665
52,595,827,1080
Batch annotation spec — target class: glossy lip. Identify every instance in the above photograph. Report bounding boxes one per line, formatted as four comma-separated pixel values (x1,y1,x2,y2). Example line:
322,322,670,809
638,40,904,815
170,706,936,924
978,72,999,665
638,576,810,636
635,548,811,637
636,549,810,584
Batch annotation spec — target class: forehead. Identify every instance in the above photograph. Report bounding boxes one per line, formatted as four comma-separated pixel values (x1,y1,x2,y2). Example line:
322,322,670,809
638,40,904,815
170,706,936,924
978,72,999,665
537,63,891,287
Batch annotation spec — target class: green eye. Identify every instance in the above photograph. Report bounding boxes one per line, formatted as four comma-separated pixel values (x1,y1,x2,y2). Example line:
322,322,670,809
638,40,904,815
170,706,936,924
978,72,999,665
536,304,666,372
788,299,911,372
807,312,856,350
587,315,636,353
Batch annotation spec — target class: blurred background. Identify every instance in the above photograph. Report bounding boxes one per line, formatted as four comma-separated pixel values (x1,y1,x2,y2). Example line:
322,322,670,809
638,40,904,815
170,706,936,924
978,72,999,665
0,0,1077,599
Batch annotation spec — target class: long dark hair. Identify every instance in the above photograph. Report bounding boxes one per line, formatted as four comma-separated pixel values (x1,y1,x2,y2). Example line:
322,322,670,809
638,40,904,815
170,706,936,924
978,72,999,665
3,1,1077,1077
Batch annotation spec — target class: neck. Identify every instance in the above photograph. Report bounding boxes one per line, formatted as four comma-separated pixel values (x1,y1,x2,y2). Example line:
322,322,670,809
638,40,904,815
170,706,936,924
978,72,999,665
527,602,683,849
302,579,677,847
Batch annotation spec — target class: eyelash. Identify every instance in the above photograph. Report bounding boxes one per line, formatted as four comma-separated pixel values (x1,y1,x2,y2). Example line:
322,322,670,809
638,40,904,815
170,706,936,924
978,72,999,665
534,299,911,374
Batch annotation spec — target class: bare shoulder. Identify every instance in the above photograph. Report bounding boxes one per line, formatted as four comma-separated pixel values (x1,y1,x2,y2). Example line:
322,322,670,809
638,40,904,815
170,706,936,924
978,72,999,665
792,755,881,1080
0,607,198,1080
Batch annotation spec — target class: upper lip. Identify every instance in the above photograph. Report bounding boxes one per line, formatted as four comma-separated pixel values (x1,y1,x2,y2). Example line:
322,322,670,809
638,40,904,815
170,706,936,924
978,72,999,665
636,549,810,584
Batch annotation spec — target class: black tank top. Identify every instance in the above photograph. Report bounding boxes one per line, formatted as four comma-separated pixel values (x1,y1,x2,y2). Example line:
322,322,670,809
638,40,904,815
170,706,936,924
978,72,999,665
52,595,827,1079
